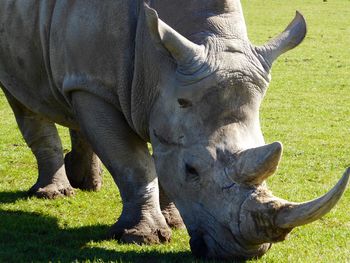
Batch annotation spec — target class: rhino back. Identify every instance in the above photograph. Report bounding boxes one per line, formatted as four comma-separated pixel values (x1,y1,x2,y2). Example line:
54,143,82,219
50,0,139,126
0,0,140,128
0,1,76,126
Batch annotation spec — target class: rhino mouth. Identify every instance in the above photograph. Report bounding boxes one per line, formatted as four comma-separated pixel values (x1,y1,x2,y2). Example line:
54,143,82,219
190,231,234,259
189,226,269,260
187,202,270,260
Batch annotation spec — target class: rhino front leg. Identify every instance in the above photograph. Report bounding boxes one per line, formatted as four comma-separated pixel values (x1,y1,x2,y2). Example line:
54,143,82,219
71,91,171,244
3,90,74,199
64,129,103,191
159,184,185,229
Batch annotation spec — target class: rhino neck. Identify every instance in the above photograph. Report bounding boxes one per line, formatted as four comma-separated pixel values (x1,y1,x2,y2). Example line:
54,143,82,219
129,1,174,142
149,0,248,42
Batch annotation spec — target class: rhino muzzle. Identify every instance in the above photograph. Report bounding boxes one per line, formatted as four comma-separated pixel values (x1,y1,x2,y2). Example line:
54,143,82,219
187,147,350,260
188,222,271,260
236,167,350,258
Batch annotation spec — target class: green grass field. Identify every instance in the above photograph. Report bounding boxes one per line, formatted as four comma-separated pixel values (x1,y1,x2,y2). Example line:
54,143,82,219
0,0,349,262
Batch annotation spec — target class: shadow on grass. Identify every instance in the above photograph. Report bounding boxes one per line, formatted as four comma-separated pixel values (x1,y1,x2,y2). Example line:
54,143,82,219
0,209,198,262
0,190,28,204
0,192,244,262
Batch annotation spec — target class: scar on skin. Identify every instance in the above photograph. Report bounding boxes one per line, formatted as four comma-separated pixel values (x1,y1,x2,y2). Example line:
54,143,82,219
222,182,236,190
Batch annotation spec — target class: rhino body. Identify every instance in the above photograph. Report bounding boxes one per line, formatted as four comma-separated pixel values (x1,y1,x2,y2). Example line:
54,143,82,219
1,0,349,260
0,1,138,129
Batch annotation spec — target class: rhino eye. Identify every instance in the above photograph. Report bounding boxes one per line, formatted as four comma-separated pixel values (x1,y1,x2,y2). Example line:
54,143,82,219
178,98,192,108
185,163,199,181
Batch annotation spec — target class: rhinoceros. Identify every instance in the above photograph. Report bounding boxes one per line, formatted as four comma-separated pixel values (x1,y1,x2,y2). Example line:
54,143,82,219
0,0,349,260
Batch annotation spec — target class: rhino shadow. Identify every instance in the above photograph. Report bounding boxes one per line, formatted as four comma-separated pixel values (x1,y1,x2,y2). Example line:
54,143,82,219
0,209,246,262
0,190,246,262
0,190,28,204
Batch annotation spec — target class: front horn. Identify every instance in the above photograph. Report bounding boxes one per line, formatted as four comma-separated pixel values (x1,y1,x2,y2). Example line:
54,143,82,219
275,168,350,229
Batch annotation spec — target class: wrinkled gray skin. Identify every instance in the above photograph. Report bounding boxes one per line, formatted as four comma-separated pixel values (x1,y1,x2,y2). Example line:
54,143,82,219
0,0,349,260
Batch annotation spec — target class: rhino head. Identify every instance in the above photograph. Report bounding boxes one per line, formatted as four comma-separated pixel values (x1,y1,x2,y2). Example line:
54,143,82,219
145,1,349,259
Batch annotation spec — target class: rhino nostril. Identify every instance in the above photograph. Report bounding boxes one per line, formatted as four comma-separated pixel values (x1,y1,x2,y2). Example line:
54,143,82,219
185,163,198,176
190,234,208,258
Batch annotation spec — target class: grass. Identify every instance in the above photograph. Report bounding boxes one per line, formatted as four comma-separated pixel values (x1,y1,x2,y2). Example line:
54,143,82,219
0,0,349,262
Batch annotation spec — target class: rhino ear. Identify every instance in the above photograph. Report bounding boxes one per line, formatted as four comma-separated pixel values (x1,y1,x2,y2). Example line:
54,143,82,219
256,11,307,70
144,4,206,70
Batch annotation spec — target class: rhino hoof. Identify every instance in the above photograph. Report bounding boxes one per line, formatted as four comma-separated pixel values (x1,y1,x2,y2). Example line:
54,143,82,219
28,183,75,199
120,228,171,244
108,222,172,245
68,174,103,192
161,203,185,229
